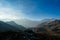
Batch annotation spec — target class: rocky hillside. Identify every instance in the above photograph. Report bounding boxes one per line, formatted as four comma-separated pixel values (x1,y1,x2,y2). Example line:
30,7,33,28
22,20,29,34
0,30,40,40
0,29,60,40
33,19,60,33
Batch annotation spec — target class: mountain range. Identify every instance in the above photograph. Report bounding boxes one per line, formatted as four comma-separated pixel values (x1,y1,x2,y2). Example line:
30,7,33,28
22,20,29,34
0,19,60,40
0,21,18,32
6,21,26,30
32,19,60,33
0,18,59,32
14,19,55,28
0,21,26,32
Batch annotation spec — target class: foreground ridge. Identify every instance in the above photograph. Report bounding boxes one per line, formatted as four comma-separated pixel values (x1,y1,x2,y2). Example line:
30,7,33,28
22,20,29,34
0,30,60,40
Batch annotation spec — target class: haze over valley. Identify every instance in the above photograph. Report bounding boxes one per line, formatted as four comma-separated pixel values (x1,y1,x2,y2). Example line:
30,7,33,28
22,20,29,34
0,0,60,40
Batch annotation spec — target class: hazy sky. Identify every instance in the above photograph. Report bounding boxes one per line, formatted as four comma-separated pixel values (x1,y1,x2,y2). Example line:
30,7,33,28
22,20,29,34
0,0,60,21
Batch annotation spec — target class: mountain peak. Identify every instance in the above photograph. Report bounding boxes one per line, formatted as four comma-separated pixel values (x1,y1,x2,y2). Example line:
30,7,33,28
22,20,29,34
0,21,21,32
6,21,18,25
6,21,26,30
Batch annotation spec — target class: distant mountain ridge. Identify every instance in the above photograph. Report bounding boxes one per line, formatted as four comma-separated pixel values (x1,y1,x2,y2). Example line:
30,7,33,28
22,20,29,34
14,19,56,28
14,19,40,28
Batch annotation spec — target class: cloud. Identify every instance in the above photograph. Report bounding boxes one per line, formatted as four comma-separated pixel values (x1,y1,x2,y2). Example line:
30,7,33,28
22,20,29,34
0,14,17,20
0,7,24,21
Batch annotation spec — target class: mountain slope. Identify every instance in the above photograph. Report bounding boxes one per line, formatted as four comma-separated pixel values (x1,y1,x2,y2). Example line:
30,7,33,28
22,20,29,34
0,21,21,32
6,21,26,30
32,19,60,33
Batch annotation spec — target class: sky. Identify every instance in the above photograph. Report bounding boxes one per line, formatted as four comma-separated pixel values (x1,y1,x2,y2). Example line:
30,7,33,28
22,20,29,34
0,0,60,21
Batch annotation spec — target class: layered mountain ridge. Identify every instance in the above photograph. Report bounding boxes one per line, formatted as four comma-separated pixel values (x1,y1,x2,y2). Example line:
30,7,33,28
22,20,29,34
14,19,56,28
6,21,26,30
0,21,26,32
32,19,60,33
